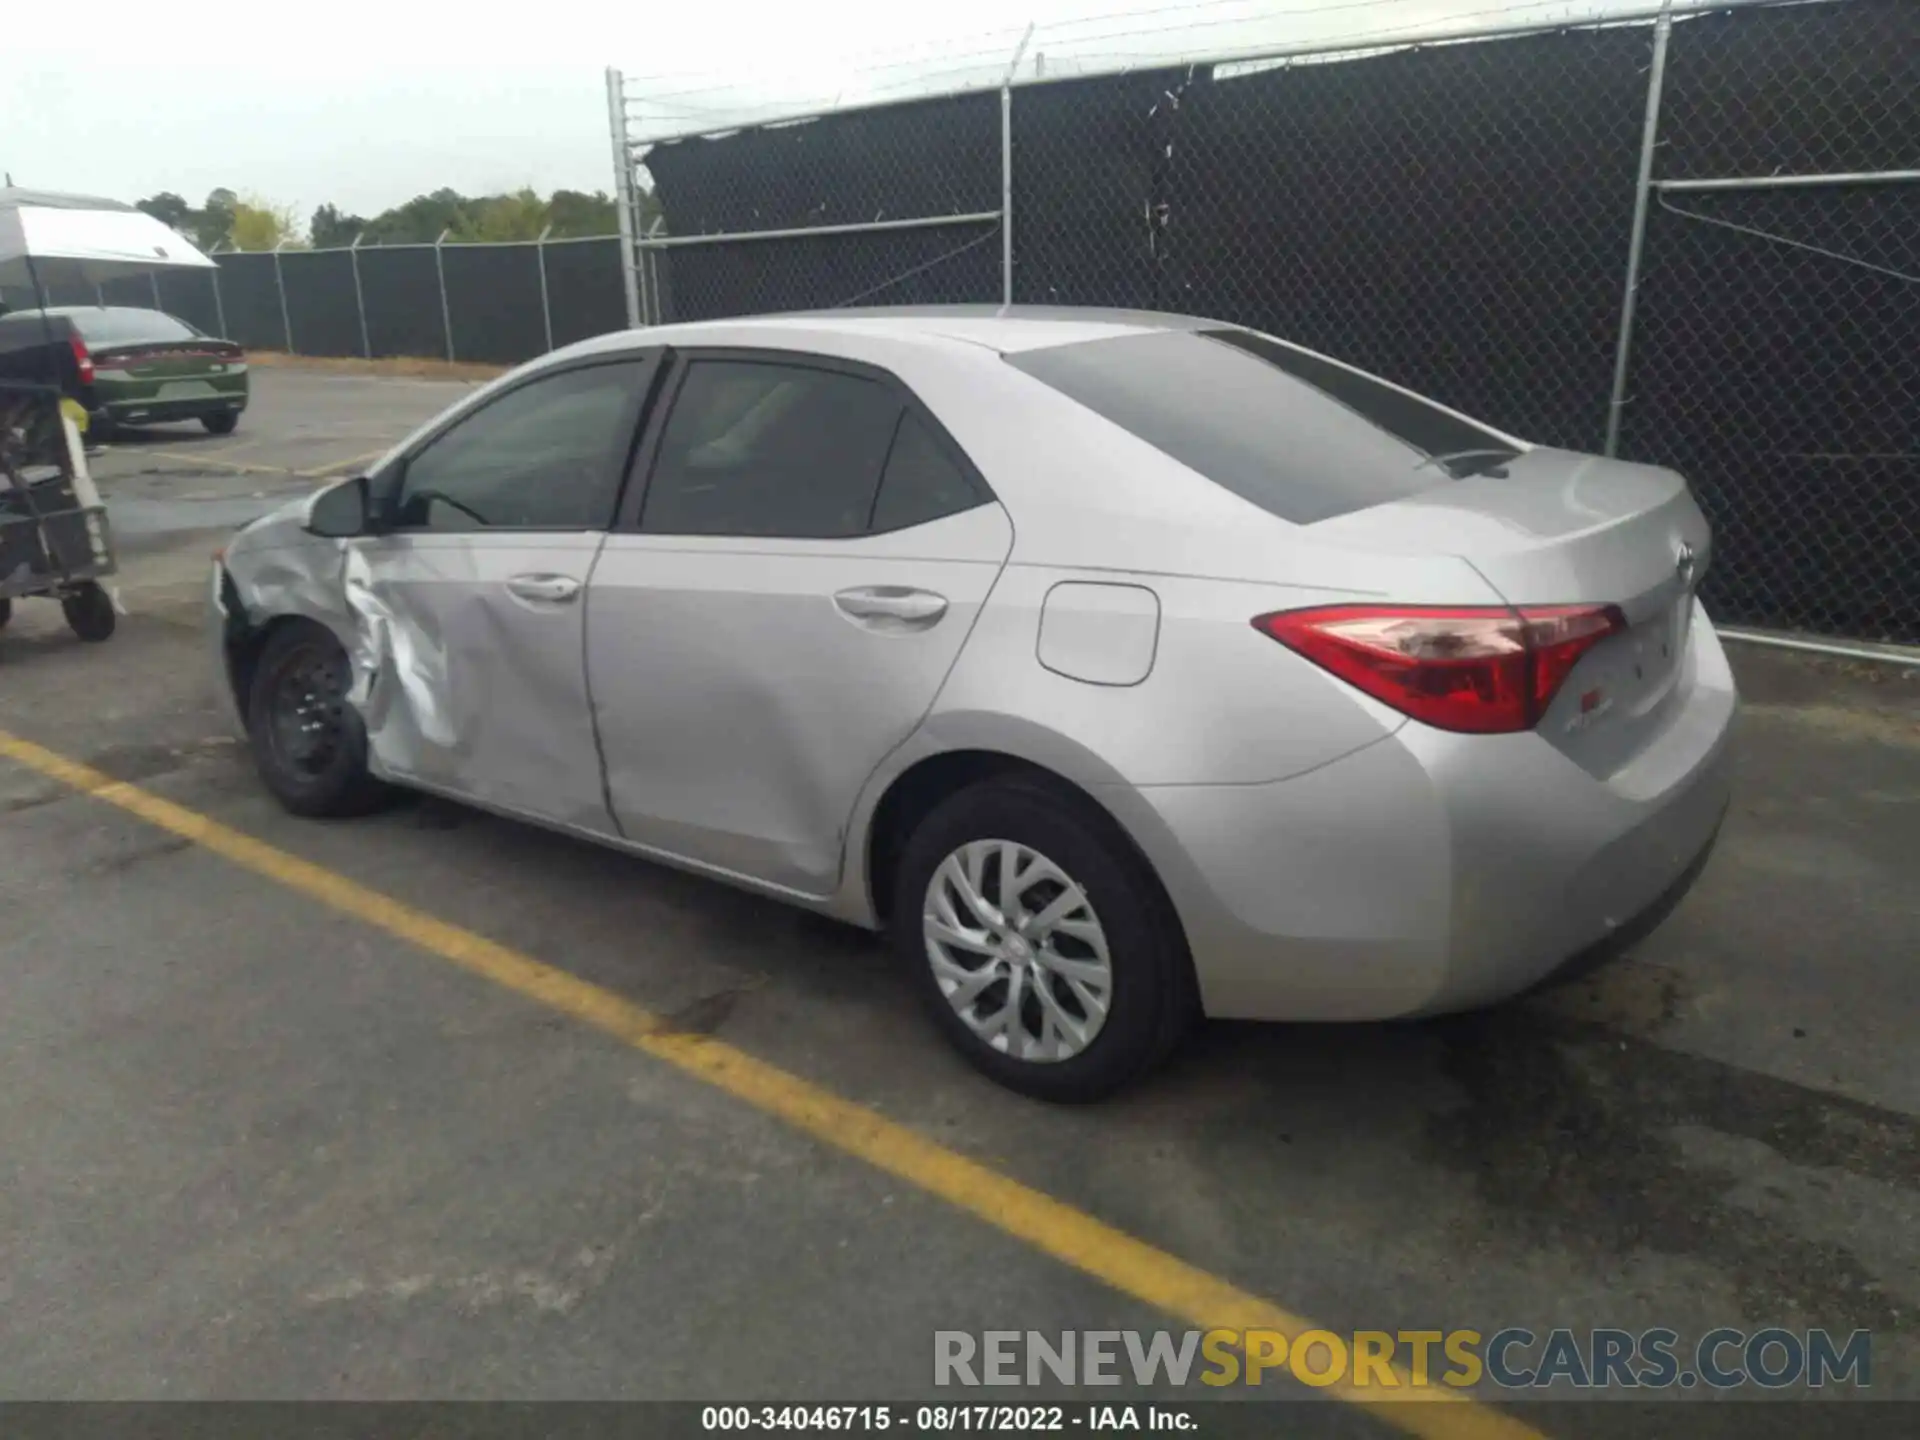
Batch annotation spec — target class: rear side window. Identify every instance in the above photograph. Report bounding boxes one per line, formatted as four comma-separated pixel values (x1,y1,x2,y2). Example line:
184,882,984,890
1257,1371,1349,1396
641,359,902,538
68,309,200,345
1006,329,1519,524
871,410,985,533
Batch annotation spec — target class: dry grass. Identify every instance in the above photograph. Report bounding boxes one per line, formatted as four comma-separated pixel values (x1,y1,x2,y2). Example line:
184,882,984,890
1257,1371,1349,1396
243,351,509,382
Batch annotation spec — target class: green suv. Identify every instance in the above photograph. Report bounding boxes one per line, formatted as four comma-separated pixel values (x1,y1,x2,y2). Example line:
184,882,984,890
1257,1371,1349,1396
0,305,248,437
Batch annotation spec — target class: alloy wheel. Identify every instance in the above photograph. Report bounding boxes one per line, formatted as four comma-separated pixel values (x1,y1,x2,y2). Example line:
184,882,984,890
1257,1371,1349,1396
922,839,1114,1063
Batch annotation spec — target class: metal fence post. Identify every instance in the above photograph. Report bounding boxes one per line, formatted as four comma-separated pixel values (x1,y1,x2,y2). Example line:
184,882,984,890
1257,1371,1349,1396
635,229,653,327
209,242,229,340
607,67,643,328
272,238,295,353
645,217,666,325
349,232,372,358
1605,0,1674,457
434,228,455,361
149,272,163,309
535,224,555,352
1001,23,1036,307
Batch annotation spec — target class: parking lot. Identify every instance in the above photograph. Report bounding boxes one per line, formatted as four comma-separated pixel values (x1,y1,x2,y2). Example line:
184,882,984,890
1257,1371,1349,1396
2,367,1916,1431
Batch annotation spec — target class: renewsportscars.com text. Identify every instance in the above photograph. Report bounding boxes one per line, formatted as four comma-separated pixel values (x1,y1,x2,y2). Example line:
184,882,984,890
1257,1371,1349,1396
934,1327,1871,1391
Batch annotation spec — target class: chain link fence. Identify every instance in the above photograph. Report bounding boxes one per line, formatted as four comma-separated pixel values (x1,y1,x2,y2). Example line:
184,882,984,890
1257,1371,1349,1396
613,0,1919,647
641,88,1006,319
1621,0,1920,644
1,234,630,370
3,2,1905,643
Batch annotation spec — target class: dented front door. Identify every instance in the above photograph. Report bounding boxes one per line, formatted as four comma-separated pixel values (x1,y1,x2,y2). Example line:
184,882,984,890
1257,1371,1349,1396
347,530,612,831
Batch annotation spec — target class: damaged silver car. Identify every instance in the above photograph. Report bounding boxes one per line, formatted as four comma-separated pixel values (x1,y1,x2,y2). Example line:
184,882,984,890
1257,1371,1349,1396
211,307,1735,1100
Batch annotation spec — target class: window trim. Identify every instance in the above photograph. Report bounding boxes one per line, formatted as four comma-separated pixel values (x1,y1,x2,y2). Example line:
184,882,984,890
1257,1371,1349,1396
614,345,994,539
377,350,665,536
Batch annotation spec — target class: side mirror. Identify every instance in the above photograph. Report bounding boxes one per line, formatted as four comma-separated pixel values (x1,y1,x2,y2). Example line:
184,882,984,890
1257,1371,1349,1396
306,474,374,538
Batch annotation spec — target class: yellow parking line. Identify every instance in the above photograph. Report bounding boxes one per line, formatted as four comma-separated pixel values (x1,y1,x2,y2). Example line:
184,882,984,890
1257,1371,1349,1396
0,725,1544,1440
297,447,390,479
133,452,290,478
206,439,267,460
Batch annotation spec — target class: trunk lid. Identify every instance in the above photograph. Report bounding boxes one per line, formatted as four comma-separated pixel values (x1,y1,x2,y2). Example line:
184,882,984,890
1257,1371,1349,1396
1309,447,1712,774
92,339,244,379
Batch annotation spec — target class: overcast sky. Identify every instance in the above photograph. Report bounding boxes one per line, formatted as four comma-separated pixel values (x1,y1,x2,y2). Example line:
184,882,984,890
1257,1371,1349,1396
5,0,1647,223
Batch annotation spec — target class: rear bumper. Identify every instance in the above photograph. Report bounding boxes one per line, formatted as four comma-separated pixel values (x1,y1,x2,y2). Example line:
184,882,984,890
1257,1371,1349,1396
89,373,248,425
1113,609,1738,1021
95,396,247,425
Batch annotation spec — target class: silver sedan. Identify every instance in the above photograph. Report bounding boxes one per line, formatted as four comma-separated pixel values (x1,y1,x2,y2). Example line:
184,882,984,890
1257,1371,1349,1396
210,307,1735,1100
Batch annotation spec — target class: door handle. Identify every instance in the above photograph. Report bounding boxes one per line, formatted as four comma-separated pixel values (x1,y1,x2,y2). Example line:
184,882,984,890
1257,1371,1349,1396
834,585,949,629
506,573,581,604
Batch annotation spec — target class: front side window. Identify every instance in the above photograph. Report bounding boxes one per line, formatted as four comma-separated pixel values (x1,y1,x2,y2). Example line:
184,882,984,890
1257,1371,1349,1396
393,361,645,532
640,359,903,539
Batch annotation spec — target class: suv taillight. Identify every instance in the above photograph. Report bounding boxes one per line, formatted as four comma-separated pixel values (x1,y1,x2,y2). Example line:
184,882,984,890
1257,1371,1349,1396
1253,603,1627,734
69,334,95,386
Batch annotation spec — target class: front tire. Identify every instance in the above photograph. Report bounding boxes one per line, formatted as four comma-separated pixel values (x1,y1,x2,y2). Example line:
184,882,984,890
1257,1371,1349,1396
202,410,239,435
245,618,389,817
891,777,1194,1102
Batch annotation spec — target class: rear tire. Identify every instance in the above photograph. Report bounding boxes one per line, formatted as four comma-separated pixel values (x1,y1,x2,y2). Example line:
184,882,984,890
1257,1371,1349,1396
0,596,11,629
62,581,115,641
202,411,239,436
245,618,390,818
891,776,1194,1102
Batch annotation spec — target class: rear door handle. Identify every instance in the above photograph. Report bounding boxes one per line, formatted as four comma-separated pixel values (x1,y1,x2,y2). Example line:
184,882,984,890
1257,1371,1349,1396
506,573,581,604
834,585,949,629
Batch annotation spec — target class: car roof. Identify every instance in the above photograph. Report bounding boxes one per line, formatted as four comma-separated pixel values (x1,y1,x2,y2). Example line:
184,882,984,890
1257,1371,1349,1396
44,305,169,319
0,305,167,321
565,305,1226,360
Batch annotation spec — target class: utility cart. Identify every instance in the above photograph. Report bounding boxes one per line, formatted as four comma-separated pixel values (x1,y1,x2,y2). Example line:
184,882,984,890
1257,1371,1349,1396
0,380,117,642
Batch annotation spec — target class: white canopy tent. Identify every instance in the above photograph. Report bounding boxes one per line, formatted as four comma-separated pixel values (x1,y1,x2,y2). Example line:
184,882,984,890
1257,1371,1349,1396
0,186,216,298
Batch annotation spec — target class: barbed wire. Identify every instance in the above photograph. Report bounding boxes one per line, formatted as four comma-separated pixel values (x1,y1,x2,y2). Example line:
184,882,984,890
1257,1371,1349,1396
619,0,1699,143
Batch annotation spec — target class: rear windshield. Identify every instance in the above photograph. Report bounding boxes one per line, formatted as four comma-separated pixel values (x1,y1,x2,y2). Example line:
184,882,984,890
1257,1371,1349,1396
1006,328,1519,524
67,309,201,345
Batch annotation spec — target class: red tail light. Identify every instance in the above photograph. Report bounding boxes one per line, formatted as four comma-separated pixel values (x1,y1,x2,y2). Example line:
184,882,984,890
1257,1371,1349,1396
69,334,95,386
1253,603,1627,734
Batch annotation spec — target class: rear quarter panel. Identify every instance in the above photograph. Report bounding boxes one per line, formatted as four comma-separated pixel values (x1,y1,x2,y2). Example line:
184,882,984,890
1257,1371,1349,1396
925,562,1415,790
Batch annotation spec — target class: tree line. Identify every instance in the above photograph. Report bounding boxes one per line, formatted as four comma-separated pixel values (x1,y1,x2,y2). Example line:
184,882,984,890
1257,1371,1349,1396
134,186,664,252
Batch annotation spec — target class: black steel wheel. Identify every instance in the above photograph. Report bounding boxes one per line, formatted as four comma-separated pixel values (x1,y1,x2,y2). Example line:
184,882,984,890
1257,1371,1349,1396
245,618,390,817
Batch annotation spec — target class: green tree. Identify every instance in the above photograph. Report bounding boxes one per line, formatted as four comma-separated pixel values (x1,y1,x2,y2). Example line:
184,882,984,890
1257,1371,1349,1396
456,187,547,242
547,188,620,238
228,195,303,251
135,192,192,231
198,188,238,250
310,203,368,249
361,188,470,245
